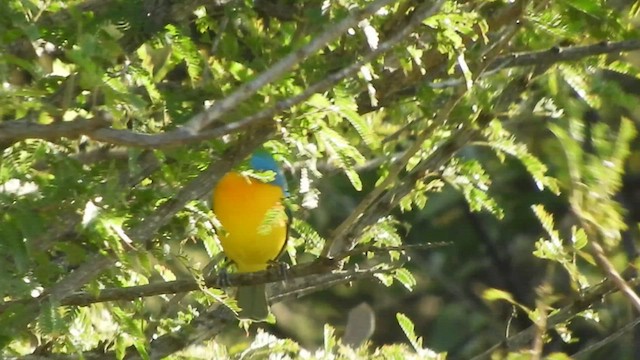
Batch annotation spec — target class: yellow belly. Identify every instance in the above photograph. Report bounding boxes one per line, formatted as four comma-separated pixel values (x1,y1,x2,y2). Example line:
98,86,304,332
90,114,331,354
213,172,288,273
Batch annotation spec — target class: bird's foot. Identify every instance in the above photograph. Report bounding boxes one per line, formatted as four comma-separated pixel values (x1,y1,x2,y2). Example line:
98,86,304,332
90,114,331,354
267,260,290,281
215,267,232,288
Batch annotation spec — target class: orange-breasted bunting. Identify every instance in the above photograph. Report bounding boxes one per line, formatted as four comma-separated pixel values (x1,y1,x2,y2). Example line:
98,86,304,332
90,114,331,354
212,149,289,320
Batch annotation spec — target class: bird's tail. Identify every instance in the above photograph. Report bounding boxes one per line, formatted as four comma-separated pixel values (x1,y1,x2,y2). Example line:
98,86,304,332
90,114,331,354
236,284,269,321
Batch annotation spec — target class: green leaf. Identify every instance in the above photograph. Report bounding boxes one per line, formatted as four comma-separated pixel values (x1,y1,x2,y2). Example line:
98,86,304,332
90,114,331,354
37,300,66,336
394,268,417,291
396,313,422,352
562,0,607,18
324,324,337,352
482,288,516,303
443,158,504,218
484,120,559,194
532,205,556,237
316,125,366,191
482,288,533,318
571,226,588,250
559,65,600,109
334,97,379,149
291,218,326,255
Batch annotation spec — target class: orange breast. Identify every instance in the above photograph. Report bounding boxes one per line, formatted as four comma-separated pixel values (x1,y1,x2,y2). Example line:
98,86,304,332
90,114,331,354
213,172,287,272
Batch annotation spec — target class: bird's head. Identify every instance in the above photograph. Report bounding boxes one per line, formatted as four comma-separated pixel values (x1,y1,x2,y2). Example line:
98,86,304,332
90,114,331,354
250,149,288,193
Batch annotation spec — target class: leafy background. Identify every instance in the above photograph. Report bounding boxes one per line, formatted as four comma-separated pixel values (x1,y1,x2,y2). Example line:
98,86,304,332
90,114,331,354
2,0,640,358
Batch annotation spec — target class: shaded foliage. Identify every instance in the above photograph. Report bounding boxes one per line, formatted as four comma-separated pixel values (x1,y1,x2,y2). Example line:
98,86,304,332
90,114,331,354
1,0,640,359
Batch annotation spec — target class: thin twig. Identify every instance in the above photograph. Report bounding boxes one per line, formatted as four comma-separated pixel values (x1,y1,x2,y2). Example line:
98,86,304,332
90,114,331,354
572,315,640,359
590,239,640,312
269,260,406,302
470,277,640,360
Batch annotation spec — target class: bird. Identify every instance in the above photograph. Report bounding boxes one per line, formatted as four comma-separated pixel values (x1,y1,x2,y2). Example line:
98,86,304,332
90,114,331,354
212,148,289,321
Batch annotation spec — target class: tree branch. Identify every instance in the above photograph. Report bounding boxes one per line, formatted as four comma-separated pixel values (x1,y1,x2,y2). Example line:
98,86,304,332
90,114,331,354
21,271,640,360
424,39,640,90
0,115,110,147
181,0,399,134
47,0,443,149
86,38,640,148
7,35,634,151
16,256,404,360
488,39,640,72
5,0,408,149
2,243,441,311
1,257,336,310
